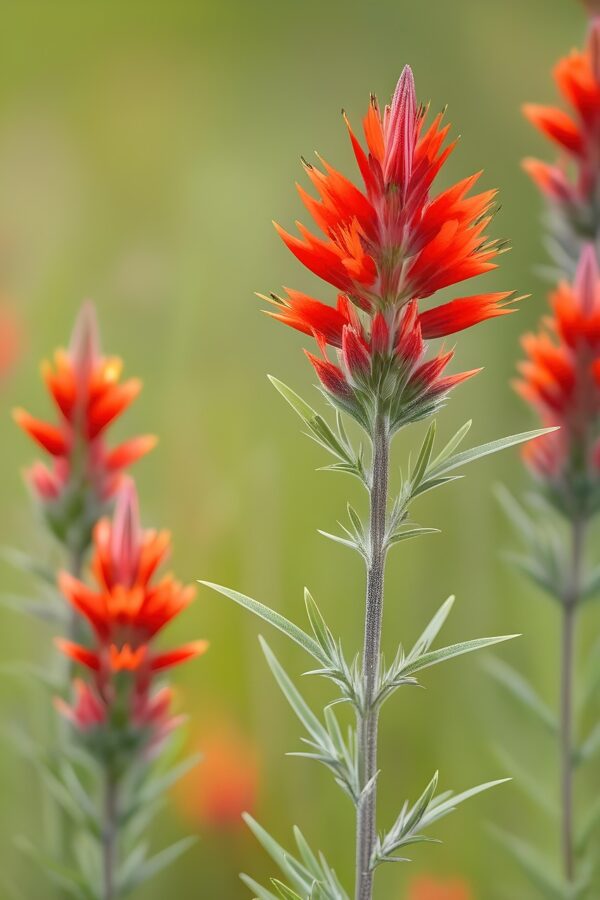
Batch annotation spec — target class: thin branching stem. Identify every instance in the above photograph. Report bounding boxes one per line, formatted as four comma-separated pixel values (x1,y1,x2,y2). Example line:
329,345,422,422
355,409,390,900
560,513,586,884
102,769,119,900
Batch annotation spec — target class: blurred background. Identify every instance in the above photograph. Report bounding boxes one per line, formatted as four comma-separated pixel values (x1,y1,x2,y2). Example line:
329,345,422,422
1,0,599,897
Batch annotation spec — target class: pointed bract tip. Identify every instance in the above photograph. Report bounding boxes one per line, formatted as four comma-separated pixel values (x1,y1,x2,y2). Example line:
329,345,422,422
70,301,100,375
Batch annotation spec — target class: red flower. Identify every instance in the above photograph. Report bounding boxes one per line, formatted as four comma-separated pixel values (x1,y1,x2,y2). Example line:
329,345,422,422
0,302,21,383
267,66,515,425
56,480,207,758
523,15,600,251
408,876,473,900
13,303,155,552
515,244,600,491
175,719,260,831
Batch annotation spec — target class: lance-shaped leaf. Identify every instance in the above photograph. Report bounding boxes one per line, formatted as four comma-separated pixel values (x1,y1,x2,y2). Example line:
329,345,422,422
398,634,518,678
260,638,360,803
490,827,567,899
373,774,509,867
491,745,557,818
118,836,197,894
484,657,558,734
424,427,558,480
242,815,349,900
268,376,365,480
200,583,328,667
575,721,600,767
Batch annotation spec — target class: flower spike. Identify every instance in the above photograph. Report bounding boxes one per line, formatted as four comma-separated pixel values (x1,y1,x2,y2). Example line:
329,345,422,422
13,303,155,555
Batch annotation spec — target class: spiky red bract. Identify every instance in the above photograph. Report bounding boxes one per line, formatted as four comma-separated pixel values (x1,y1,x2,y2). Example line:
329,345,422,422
13,303,155,554
266,66,515,428
523,16,600,267
56,480,206,760
516,245,600,506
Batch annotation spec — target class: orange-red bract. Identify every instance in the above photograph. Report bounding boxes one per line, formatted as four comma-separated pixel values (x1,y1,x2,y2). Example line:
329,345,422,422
523,17,600,207
267,66,515,410
13,302,155,513
56,480,207,756
515,244,600,484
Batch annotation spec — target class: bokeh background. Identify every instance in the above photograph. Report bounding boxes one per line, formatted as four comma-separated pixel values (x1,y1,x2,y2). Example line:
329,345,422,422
1,0,599,897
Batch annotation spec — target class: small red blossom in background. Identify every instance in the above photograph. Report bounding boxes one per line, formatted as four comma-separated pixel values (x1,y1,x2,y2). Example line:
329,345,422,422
175,718,260,831
515,244,600,500
13,302,156,555
56,479,207,760
267,65,516,425
0,301,21,383
407,876,473,900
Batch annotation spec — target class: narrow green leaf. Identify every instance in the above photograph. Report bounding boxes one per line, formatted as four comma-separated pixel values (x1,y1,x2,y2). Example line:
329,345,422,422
240,874,280,900
427,428,558,479
484,657,557,734
407,596,455,660
260,638,327,746
430,420,472,469
268,376,350,463
387,527,439,546
272,881,304,900
425,778,510,827
411,422,436,487
317,530,362,554
400,635,519,677
490,827,565,899
200,582,327,666
576,722,600,766
119,837,196,892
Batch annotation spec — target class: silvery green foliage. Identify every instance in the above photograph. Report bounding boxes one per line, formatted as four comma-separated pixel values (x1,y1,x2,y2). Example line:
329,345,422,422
0,556,197,900
495,490,600,899
203,378,549,899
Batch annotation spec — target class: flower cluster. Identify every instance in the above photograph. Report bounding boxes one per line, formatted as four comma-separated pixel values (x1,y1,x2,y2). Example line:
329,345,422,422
515,244,600,510
55,480,207,764
524,15,600,270
268,65,516,428
13,303,155,556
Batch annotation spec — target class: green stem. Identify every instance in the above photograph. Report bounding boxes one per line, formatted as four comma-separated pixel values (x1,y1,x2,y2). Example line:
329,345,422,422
102,770,119,900
560,515,585,885
355,411,390,900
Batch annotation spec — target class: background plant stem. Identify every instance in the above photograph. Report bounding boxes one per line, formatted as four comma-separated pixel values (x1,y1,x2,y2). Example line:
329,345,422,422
355,410,390,900
102,770,119,900
560,514,585,884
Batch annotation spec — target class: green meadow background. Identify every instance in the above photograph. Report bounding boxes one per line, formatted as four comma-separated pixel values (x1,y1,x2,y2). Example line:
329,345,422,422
1,0,599,897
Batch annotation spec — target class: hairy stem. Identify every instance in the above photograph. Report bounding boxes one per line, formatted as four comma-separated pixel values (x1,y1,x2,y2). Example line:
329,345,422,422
560,515,585,884
102,771,119,900
355,411,390,900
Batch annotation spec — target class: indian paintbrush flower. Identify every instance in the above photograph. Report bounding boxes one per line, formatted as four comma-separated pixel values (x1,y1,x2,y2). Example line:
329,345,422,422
524,13,600,271
266,65,517,429
56,479,207,763
204,63,542,900
515,244,600,513
496,10,600,892
13,302,156,559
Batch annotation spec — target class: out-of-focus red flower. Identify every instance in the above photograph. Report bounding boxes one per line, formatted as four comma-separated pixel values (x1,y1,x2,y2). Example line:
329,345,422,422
267,66,516,426
175,719,260,831
523,16,600,253
55,480,207,759
13,302,156,554
408,876,473,900
515,244,600,496
0,302,21,382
